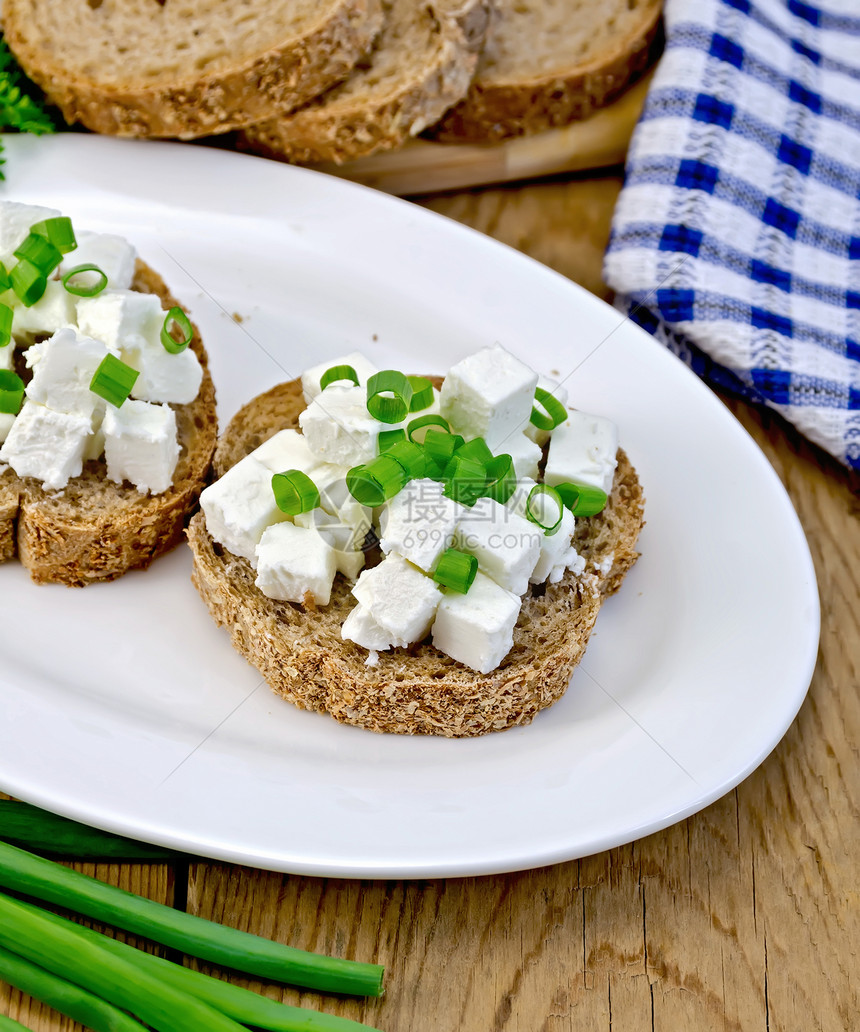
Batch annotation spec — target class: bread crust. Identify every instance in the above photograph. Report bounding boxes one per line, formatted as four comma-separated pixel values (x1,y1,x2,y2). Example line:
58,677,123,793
0,260,218,587
186,378,644,737
2,0,385,139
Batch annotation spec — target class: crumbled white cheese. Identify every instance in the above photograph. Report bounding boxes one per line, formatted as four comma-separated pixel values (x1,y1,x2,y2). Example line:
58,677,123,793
341,601,405,651
102,399,180,495
254,522,337,605
529,507,579,584
0,400,91,489
0,412,17,444
431,571,522,674
24,328,111,419
0,342,15,372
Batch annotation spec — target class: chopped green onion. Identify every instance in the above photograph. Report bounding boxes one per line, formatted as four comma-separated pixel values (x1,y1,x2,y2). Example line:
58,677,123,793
483,453,516,503
423,427,464,468
406,413,449,443
530,386,567,431
433,548,478,593
13,231,62,275
272,469,319,516
0,302,12,347
366,369,413,424
62,263,108,298
160,306,193,354
525,484,564,535
30,216,77,254
384,439,427,479
89,353,139,408
0,840,384,997
0,370,25,415
0,941,149,1032
0,261,10,293
0,1016,31,1031
10,259,46,306
346,455,407,507
377,427,407,452
442,454,487,506
457,437,494,465
319,364,359,391
407,375,434,412
554,480,609,517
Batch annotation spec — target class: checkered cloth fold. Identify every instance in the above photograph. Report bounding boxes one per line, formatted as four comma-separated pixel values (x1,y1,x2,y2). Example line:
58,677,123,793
604,0,860,471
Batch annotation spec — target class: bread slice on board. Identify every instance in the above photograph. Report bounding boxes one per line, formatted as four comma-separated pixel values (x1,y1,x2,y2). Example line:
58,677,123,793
0,261,218,587
1,0,385,138
186,378,644,738
430,0,663,141
239,0,492,165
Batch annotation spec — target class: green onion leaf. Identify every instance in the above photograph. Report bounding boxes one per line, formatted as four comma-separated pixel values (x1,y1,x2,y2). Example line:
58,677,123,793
160,306,193,354
433,548,478,593
319,364,359,391
442,454,487,506
346,455,407,507
0,261,10,293
62,263,108,298
0,1016,32,1031
13,231,62,275
456,437,494,465
89,353,139,408
406,413,449,443
271,469,319,516
0,370,25,415
30,216,77,254
384,439,427,479
554,480,609,517
0,302,12,347
10,259,46,306
366,369,413,424
530,386,567,431
423,428,464,468
407,375,434,412
377,427,407,452
525,484,564,535
484,453,516,503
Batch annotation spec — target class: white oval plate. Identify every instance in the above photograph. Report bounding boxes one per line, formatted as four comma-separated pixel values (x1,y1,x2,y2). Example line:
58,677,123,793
0,135,819,878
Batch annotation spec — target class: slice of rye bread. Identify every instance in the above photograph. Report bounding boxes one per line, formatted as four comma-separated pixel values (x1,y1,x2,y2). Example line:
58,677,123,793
186,377,645,737
0,260,218,587
1,0,385,139
430,0,663,141
238,0,493,166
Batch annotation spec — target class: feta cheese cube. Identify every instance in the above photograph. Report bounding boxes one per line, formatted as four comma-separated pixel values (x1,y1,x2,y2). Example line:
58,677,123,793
10,280,77,339
0,412,16,444
431,571,521,673
199,454,292,563
455,496,542,595
0,401,90,489
505,476,539,519
378,478,465,573
529,508,585,584
544,410,618,495
76,289,164,352
0,342,15,372
0,202,61,263
351,552,443,644
127,342,203,405
341,601,403,651
60,231,137,290
249,428,318,474
525,375,569,445
24,328,110,418
439,344,538,450
102,399,180,494
294,506,368,580
254,522,337,605
315,471,371,541
298,383,382,466
499,432,542,480
301,351,379,404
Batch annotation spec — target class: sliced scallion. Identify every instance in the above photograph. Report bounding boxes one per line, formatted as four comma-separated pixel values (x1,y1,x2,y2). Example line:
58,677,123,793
423,428,464,468
62,263,108,298
483,453,516,503
0,303,13,348
433,549,478,593
442,454,487,506
525,484,564,535
554,480,608,517
377,427,407,453
366,370,413,424
530,386,567,431
90,353,139,408
406,413,449,444
0,261,10,293
161,306,193,354
13,231,62,275
10,259,46,307
346,455,407,507
319,364,359,391
0,370,25,415
272,469,319,516
384,439,427,479
30,216,77,254
406,375,434,412
456,437,493,466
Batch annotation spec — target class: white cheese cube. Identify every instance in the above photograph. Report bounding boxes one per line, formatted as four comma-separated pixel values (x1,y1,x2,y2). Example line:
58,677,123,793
76,289,164,352
10,281,77,339
0,401,90,489
0,202,61,263
499,432,542,480
199,455,291,563
249,428,318,474
351,552,443,644
102,399,180,495
378,478,464,573
60,231,137,290
301,351,379,404
529,508,585,584
525,375,569,445
298,383,382,466
126,342,203,405
315,471,371,539
544,410,618,495
0,341,15,372
254,522,337,605
455,496,542,595
0,412,16,444
431,571,521,674
295,507,368,580
439,344,538,450
24,328,110,418
341,601,404,651
505,476,539,519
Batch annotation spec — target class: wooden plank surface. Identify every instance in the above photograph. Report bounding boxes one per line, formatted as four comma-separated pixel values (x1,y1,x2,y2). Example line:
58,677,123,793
2,171,858,1032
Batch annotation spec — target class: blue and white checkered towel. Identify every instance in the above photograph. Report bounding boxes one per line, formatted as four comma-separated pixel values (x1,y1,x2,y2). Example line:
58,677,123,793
604,0,860,471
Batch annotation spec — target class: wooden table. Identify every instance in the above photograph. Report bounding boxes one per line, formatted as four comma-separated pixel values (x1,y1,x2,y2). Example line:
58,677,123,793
2,168,858,1032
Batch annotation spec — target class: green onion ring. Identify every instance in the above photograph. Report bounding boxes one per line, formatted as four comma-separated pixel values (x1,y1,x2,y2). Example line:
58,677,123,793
384,439,427,479
407,375,434,412
406,413,449,443
271,469,319,515
366,370,413,424
0,261,11,294
525,484,564,535
442,453,487,506
377,427,407,453
484,453,516,503
320,364,359,391
530,386,568,431
457,437,494,465
423,427,464,468
89,354,139,408
433,548,478,593
13,232,62,276
30,217,77,254
0,304,13,348
10,260,46,307
0,370,25,415
346,455,407,507
554,480,609,517
160,307,193,354
62,264,108,298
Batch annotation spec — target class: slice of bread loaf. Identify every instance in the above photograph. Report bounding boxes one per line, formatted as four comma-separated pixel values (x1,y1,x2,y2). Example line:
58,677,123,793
1,0,384,139
1,260,218,587
238,0,491,165
430,0,662,141
186,377,644,737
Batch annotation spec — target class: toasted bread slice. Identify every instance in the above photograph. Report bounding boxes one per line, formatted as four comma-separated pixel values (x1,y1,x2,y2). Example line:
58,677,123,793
431,0,662,141
0,260,218,587
186,378,644,737
239,0,491,165
1,0,384,139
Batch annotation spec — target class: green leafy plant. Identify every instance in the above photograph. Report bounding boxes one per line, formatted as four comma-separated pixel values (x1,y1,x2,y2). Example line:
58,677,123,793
0,36,58,179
